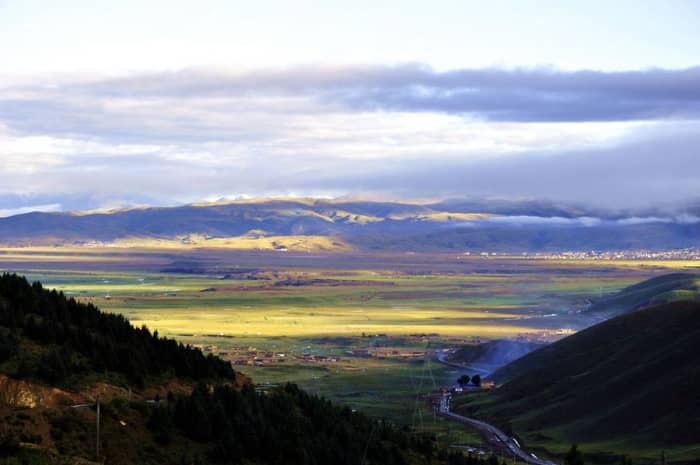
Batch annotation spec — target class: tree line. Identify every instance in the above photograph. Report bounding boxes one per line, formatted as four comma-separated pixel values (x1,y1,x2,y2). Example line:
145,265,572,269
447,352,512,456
0,273,234,386
146,381,514,465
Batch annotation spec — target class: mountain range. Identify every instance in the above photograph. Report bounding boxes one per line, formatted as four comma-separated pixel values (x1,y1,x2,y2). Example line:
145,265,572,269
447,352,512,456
1,198,699,252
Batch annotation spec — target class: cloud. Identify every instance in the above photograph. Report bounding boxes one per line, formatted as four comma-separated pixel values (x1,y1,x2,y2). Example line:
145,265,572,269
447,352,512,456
1,65,698,145
51,64,700,122
0,203,62,218
2,125,697,211
299,123,700,210
0,64,699,212
479,216,604,227
1,64,700,145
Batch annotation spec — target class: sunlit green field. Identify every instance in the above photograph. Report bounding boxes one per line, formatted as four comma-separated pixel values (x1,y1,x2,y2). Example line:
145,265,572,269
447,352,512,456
17,267,643,338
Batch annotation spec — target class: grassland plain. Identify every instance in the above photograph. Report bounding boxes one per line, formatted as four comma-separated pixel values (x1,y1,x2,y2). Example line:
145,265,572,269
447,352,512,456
2,248,699,452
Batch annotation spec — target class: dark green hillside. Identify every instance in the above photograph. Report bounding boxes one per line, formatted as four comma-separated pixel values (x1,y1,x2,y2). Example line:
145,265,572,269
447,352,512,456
468,300,700,454
0,273,234,387
142,382,435,465
586,273,700,317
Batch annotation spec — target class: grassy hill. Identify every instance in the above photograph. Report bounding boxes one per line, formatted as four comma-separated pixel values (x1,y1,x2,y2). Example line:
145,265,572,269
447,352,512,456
0,198,698,252
0,199,453,244
459,300,700,460
586,273,700,317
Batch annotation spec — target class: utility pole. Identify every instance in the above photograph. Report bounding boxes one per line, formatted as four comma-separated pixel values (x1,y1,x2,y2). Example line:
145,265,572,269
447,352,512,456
95,398,101,462
70,399,101,463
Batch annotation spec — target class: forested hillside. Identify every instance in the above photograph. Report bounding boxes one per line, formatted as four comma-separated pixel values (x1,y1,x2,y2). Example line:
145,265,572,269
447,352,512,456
0,273,234,387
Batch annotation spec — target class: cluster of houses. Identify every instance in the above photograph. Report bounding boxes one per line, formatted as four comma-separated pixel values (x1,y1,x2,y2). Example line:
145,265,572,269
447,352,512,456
520,248,700,261
516,328,575,344
345,347,426,359
196,340,438,368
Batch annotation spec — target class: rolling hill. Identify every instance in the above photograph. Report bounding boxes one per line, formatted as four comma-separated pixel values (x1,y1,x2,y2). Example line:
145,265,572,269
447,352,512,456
586,273,700,317
0,198,698,252
461,300,700,457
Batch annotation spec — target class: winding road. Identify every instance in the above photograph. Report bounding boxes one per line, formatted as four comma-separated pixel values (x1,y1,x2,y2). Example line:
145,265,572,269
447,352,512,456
434,351,493,375
441,411,558,465
433,350,558,465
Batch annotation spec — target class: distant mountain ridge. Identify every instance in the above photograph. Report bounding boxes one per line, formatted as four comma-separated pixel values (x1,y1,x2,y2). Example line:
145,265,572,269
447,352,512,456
0,198,698,252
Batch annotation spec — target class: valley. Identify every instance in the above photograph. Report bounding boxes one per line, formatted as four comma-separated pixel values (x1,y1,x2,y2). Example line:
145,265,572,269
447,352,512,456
2,247,698,461
2,4,700,462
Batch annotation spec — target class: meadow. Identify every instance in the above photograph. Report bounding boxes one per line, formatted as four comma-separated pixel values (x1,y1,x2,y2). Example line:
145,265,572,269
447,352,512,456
2,247,698,450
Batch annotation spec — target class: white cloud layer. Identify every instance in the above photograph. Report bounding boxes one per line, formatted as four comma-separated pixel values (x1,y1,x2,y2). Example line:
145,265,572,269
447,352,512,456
0,65,699,212
0,203,62,218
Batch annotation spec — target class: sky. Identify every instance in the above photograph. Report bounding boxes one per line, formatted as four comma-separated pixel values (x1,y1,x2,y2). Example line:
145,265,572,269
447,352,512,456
1,0,699,215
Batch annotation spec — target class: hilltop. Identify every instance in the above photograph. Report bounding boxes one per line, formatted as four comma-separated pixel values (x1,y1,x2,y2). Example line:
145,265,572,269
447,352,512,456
458,300,700,459
0,198,698,252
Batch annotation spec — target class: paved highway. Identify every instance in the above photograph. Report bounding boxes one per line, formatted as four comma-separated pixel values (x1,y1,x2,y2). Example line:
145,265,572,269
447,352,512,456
434,351,493,375
442,411,558,465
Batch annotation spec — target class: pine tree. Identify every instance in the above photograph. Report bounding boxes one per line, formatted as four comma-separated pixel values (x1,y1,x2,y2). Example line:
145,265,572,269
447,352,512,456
565,444,584,465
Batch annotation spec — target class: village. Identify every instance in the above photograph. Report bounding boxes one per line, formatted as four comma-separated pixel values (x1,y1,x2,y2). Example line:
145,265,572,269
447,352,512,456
193,342,437,367
192,327,575,370
462,247,700,261
191,344,338,367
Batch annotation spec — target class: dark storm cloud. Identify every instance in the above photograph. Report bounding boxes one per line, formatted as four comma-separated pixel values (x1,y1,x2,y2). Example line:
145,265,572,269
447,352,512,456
71,64,700,122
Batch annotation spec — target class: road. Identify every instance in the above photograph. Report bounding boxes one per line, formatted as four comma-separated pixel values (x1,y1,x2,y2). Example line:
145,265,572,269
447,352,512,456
434,351,493,375
441,411,558,465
